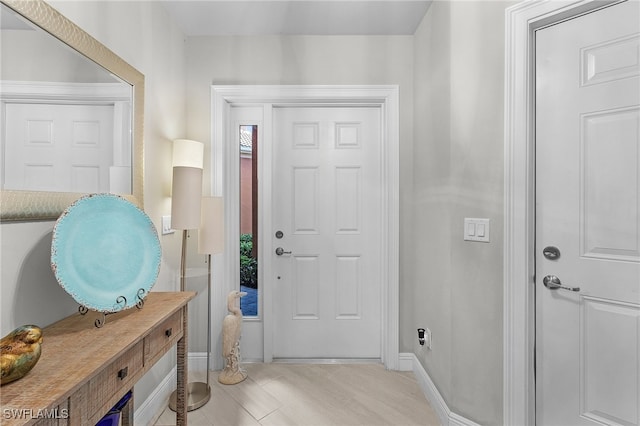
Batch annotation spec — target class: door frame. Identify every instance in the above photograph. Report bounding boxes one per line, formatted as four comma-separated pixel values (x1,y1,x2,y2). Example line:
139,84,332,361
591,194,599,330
211,85,400,369
503,1,625,424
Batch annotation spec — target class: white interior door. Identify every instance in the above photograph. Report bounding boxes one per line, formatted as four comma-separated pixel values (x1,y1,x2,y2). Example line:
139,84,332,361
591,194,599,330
536,2,640,425
3,102,114,192
272,106,382,359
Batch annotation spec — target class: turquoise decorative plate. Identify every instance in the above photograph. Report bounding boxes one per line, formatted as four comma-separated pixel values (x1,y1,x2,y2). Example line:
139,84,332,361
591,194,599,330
51,194,161,313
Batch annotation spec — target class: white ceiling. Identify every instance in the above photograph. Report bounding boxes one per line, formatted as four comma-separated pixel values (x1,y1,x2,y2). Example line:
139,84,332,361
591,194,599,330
160,0,432,36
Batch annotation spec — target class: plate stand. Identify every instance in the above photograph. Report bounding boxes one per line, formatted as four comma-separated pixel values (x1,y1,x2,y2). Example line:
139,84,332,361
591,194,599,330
78,288,147,328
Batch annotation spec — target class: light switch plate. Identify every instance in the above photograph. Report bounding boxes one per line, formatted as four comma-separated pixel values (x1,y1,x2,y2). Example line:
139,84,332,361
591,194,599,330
162,215,175,235
464,218,490,242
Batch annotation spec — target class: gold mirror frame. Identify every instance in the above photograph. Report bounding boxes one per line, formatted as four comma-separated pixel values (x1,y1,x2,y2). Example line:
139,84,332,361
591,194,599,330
0,0,144,221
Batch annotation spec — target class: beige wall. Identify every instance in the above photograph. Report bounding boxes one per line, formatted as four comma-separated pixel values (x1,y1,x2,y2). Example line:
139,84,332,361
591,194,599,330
412,2,513,424
186,24,507,425
412,0,454,411
185,33,418,352
185,35,415,197
1,1,518,424
1,27,116,82
0,0,187,411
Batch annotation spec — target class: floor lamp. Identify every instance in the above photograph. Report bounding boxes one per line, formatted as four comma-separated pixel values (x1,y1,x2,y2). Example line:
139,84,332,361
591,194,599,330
168,139,209,412
197,197,224,400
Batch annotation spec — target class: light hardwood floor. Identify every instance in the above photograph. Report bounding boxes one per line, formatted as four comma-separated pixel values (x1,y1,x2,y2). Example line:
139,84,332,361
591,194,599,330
154,363,441,426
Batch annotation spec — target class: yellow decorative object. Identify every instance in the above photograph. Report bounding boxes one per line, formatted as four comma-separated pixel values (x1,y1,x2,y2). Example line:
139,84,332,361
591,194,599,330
1,325,43,385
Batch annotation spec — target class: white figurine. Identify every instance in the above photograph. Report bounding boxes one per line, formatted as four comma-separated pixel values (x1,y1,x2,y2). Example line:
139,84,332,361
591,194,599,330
218,290,248,384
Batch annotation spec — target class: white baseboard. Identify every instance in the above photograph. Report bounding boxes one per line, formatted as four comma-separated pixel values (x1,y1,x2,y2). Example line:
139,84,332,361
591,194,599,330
188,351,209,372
399,352,480,426
398,352,415,371
134,366,176,426
450,412,481,426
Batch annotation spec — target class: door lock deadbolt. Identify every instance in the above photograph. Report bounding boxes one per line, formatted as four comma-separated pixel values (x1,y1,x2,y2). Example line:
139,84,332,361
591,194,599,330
543,246,561,260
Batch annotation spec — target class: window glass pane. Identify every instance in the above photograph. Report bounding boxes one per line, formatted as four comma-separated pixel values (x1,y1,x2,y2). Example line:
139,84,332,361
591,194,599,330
240,125,257,316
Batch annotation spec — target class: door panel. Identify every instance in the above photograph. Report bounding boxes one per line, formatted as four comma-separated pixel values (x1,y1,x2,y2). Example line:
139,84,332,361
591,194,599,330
582,107,639,262
272,106,382,359
536,2,640,425
582,297,639,424
4,103,114,192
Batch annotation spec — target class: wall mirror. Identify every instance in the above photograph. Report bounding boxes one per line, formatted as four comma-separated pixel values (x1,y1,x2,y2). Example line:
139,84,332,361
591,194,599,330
0,0,144,221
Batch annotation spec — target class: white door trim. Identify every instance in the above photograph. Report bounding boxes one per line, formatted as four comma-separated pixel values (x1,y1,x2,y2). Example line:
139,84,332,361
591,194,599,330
503,1,624,424
211,85,400,370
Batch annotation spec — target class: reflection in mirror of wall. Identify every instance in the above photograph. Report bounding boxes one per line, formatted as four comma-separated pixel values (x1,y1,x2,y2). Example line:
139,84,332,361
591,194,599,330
1,2,133,194
0,0,144,221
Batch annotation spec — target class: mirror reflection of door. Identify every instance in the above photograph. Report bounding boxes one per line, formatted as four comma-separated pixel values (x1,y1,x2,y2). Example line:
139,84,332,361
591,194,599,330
240,124,258,316
1,3,134,194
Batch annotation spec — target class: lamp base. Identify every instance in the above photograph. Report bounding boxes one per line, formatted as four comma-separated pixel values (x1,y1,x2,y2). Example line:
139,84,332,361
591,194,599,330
168,381,211,412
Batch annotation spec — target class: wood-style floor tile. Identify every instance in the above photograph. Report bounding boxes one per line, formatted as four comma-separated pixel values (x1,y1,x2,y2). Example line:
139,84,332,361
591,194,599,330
153,363,441,426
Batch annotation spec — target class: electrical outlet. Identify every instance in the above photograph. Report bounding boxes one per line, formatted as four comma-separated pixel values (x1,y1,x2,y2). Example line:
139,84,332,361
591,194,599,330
425,328,432,349
161,215,175,235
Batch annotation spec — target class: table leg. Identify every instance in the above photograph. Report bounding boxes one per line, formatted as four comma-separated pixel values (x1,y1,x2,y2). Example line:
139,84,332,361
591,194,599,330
176,305,188,425
121,390,133,426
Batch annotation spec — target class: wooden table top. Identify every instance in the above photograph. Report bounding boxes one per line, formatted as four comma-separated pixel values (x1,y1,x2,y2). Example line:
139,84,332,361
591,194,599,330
1,291,196,422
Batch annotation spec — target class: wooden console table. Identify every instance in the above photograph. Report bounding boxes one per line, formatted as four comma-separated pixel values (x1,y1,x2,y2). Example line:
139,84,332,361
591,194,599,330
0,291,196,425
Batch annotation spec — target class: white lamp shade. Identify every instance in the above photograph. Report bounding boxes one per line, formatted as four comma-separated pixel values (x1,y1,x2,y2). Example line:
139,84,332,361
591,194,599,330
172,139,204,169
171,166,203,230
199,196,224,255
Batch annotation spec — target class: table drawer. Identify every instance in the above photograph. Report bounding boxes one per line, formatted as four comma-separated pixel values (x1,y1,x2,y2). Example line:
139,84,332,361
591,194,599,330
145,310,182,363
86,340,143,415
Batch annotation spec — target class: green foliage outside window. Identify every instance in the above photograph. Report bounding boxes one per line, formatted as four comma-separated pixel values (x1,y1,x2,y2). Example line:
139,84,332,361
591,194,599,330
240,233,258,288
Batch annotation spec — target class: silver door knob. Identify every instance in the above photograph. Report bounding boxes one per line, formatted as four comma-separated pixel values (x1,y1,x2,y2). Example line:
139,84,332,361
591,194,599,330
542,275,580,292
275,247,292,256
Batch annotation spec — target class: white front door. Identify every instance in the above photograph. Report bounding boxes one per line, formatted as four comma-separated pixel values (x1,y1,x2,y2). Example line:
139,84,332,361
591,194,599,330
536,2,640,425
271,106,382,359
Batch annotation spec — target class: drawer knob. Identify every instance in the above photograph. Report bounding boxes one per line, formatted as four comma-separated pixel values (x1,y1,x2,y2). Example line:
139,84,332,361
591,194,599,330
165,328,172,338
117,367,128,380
